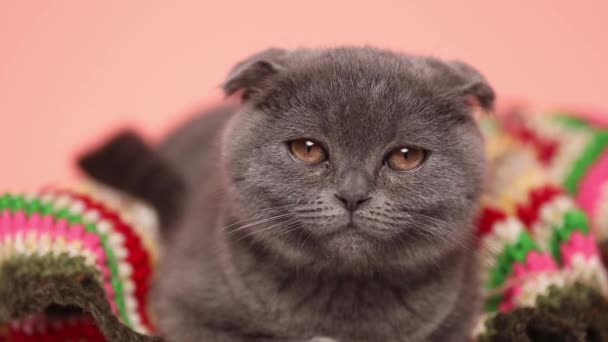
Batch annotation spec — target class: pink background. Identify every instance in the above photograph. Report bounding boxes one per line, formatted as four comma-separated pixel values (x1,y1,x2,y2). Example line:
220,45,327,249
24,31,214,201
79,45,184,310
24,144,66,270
1,0,607,190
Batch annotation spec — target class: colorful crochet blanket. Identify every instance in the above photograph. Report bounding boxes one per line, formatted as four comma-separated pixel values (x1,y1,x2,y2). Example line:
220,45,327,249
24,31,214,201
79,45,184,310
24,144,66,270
474,110,608,340
0,109,607,341
0,182,165,341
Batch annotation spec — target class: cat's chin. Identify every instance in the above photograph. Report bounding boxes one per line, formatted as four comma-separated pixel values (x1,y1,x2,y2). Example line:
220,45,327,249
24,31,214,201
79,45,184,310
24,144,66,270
317,226,387,264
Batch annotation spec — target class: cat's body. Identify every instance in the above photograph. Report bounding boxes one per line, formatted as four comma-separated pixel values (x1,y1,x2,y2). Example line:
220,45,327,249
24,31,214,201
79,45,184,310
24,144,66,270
82,47,495,341
153,105,479,342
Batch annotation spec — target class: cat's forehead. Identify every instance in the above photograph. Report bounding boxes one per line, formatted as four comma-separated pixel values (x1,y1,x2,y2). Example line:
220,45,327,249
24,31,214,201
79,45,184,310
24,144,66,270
272,52,458,116
265,58,461,142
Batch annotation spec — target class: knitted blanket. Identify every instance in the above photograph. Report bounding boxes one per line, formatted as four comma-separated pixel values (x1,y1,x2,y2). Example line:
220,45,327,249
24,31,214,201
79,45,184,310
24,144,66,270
1,109,607,341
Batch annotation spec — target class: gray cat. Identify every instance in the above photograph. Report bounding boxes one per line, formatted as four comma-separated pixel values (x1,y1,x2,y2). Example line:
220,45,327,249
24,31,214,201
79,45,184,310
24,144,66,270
151,47,494,342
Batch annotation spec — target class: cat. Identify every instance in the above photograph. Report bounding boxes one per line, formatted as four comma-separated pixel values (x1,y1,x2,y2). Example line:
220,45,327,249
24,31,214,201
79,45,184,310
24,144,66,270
81,46,495,341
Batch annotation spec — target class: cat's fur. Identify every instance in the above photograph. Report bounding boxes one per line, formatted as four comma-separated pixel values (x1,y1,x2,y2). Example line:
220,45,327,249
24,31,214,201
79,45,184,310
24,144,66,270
90,47,495,341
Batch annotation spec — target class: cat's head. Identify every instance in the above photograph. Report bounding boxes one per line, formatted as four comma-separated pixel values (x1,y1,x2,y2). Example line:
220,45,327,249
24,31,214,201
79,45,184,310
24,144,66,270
221,47,493,274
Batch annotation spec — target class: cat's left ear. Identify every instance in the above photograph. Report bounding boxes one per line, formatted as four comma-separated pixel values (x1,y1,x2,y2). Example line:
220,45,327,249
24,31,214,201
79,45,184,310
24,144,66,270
223,48,288,100
449,60,495,114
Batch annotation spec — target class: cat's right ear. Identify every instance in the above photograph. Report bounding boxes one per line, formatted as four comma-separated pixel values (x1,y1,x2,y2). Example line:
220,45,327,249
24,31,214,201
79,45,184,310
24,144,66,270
223,48,287,100
448,60,495,113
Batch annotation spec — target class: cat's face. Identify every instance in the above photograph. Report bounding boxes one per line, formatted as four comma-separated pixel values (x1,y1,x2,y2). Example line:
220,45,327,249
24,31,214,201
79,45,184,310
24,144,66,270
223,47,493,273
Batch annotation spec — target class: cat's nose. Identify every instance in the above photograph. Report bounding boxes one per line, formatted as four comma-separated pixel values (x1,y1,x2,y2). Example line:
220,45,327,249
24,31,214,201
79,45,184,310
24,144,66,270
335,169,372,212
334,193,371,212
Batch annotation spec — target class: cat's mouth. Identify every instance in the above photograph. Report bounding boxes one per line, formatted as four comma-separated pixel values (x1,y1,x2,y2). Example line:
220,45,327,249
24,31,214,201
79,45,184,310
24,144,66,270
345,221,360,230
324,221,380,240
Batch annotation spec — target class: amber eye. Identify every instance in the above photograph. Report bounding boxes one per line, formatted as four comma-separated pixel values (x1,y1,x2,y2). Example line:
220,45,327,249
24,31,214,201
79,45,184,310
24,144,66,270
386,146,427,171
288,139,328,165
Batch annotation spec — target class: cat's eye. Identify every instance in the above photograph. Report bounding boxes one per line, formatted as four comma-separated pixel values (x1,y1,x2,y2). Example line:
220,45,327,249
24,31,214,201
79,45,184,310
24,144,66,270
288,139,328,165
386,146,427,172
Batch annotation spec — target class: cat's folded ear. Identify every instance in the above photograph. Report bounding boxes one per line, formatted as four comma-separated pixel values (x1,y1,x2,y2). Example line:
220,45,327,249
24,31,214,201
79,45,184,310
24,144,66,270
448,60,495,113
223,48,288,100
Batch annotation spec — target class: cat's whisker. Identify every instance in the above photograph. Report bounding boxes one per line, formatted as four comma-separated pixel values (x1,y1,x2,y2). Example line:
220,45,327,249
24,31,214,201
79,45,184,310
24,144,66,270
236,218,300,241
225,213,295,236
275,223,303,238
219,204,300,232
416,222,473,251
411,212,450,225
207,218,299,261
390,211,473,250
297,229,312,252
209,214,302,261
364,214,470,250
